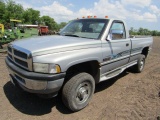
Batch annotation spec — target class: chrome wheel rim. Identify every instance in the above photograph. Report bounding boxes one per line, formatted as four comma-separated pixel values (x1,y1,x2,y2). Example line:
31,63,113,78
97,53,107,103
76,81,91,103
140,59,144,71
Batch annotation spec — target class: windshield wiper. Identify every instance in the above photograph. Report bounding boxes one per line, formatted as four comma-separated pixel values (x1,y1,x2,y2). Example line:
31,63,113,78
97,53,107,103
80,36,93,39
64,34,94,39
64,34,80,37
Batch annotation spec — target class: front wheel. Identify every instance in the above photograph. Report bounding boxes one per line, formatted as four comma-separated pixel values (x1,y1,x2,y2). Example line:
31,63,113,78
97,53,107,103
62,72,95,112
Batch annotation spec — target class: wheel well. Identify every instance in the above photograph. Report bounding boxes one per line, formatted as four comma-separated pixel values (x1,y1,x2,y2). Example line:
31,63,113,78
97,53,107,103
65,61,100,84
142,47,149,58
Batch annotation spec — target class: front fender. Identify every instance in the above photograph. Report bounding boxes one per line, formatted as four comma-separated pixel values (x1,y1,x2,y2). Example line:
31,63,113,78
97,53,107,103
33,47,102,72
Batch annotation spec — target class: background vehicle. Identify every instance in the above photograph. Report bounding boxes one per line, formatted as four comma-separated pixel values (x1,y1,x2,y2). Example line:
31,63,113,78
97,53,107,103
0,24,4,48
5,17,153,111
0,19,39,51
38,26,49,35
9,19,39,39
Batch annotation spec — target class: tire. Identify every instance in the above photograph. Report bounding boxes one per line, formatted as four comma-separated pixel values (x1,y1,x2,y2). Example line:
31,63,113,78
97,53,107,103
62,72,95,112
133,54,145,73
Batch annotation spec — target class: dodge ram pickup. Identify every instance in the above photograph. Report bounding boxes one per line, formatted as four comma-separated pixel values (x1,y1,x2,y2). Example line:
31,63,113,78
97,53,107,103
5,18,153,111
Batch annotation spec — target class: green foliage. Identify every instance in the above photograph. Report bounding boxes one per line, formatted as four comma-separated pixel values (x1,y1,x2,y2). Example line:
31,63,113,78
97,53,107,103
4,0,24,23
129,27,160,36
23,8,40,24
40,16,57,30
0,0,5,23
58,22,67,29
1,0,159,34
0,0,67,31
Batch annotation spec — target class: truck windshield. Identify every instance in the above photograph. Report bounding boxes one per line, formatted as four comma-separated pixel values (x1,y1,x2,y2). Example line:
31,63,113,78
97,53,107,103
59,19,109,39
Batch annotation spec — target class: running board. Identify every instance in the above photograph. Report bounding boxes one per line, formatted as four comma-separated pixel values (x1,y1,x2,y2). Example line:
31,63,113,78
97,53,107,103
100,61,137,82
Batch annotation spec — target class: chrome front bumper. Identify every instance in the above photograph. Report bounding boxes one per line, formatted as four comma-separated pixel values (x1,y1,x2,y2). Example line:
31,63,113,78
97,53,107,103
5,57,65,95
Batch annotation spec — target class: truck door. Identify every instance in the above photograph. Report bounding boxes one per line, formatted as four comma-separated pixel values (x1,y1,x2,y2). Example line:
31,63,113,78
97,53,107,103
101,21,131,74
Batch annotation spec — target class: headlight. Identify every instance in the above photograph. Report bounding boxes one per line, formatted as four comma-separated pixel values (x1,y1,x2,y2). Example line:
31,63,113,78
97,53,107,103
33,63,61,73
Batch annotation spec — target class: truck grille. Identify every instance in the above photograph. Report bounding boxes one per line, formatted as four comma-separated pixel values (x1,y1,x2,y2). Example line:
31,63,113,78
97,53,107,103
7,45,32,71
14,49,28,59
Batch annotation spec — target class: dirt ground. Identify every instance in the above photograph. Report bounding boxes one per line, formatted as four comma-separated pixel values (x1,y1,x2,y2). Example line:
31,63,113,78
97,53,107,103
0,37,160,120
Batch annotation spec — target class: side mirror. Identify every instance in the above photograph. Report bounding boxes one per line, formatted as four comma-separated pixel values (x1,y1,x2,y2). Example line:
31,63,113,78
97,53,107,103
107,29,124,40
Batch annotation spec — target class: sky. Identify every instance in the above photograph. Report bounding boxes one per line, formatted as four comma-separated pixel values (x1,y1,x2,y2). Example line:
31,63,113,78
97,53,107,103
14,0,160,30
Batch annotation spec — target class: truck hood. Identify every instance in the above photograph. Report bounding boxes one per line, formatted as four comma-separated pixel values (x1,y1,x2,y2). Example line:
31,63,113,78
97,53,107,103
11,35,101,56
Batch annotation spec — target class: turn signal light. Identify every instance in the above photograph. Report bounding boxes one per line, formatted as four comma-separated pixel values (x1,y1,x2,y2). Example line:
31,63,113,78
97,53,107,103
105,16,108,18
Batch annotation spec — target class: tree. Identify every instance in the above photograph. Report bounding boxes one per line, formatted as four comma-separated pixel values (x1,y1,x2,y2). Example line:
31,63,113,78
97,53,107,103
41,16,58,30
59,22,67,29
1,0,159,35
0,0,5,23
129,27,136,35
23,8,40,24
129,27,160,36
151,30,158,36
138,28,144,35
3,0,24,24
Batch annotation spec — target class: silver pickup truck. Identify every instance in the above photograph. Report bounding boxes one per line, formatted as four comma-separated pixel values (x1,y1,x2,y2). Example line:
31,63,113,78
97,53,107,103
5,18,153,111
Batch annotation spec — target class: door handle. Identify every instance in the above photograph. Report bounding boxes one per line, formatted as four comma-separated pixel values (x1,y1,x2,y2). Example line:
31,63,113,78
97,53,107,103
126,43,129,46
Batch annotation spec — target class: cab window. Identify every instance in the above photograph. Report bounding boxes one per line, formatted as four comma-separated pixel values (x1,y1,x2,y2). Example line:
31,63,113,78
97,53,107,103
110,22,126,40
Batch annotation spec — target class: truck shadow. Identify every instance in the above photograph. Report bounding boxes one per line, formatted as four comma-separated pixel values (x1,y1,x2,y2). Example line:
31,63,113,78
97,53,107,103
3,81,73,115
95,70,129,93
3,70,130,115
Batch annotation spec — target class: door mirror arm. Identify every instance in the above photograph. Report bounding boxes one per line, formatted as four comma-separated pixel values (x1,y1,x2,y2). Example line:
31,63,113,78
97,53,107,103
106,33,112,41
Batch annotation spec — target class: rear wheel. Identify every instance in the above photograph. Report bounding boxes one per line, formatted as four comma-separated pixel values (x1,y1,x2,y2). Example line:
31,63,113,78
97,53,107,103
62,72,95,112
133,54,145,73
